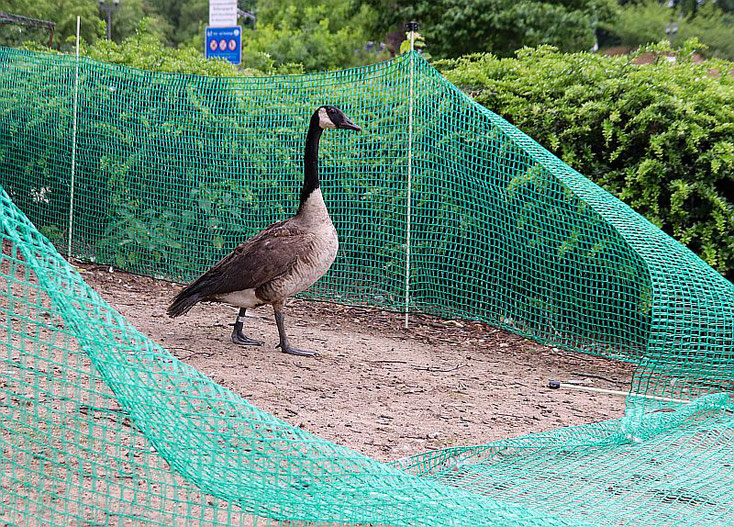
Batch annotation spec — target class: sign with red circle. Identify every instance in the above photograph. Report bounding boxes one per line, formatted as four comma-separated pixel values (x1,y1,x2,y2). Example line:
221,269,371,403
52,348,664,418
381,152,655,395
204,26,242,65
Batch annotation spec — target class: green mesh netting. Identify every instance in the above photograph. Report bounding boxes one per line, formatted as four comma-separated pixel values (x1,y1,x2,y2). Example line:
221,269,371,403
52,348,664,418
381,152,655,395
0,46,733,526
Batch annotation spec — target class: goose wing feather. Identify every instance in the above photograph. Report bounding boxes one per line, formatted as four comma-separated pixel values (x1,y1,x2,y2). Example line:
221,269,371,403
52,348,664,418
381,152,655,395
187,219,317,298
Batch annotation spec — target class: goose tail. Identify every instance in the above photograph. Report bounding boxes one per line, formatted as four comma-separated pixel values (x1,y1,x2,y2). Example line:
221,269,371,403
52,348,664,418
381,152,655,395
167,286,205,318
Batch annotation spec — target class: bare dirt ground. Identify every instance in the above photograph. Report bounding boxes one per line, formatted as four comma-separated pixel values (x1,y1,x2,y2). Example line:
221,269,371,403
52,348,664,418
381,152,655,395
77,262,635,462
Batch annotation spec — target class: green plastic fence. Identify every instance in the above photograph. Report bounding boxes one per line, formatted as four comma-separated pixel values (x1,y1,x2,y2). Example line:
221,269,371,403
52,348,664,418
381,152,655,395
0,46,733,526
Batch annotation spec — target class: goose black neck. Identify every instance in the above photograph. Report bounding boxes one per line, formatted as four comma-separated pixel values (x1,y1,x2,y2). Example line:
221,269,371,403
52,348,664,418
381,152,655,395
299,112,323,211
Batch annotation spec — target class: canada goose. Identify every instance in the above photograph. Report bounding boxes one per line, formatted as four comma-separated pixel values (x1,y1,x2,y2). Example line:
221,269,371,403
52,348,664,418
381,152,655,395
167,105,361,356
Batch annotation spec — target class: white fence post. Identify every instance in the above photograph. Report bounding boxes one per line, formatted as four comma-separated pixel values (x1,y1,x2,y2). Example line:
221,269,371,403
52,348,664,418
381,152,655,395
67,16,80,259
403,27,415,329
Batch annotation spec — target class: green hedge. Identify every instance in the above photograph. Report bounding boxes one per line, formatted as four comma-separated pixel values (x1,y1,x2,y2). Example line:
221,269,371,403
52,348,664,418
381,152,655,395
438,42,734,279
8,37,734,280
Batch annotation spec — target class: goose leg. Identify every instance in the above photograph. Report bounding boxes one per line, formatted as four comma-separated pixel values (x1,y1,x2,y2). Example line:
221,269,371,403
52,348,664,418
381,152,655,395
273,302,317,357
231,308,264,346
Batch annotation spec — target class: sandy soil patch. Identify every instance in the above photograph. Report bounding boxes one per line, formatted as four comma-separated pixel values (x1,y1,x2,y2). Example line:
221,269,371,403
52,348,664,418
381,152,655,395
79,262,635,462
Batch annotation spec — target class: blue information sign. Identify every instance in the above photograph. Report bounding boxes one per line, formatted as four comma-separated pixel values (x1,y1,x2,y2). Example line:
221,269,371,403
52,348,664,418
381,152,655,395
205,26,242,65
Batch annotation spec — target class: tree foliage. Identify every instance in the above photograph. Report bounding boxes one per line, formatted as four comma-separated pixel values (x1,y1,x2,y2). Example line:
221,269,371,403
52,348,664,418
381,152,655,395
603,1,734,60
0,0,180,47
143,0,209,46
0,0,106,45
361,0,617,58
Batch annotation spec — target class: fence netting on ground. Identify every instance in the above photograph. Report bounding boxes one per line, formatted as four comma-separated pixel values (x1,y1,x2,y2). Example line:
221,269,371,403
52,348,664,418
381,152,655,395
0,47,732,526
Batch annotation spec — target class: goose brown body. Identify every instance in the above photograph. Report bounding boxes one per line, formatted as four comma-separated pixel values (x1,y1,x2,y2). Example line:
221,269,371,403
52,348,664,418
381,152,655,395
197,189,338,310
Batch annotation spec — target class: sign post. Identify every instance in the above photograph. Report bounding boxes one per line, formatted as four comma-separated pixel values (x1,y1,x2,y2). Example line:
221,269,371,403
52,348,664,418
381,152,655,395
206,0,241,65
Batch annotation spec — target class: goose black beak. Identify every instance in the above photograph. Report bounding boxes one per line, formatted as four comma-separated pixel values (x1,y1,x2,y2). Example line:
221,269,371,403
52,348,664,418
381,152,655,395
340,117,361,132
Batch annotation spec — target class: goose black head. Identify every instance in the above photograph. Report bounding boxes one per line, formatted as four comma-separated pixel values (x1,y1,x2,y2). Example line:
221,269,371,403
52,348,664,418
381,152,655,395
317,105,361,132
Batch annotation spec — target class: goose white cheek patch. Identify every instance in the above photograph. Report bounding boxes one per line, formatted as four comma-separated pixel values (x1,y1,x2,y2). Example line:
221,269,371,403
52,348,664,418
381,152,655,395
318,108,336,129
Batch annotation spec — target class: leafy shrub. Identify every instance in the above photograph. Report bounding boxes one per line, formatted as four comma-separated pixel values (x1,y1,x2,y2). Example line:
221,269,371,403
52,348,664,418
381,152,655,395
438,42,734,279
22,17,309,76
81,24,248,76
79,19,306,77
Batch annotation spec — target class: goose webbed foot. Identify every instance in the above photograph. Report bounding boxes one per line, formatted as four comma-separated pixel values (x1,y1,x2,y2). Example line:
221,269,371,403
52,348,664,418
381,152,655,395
231,330,264,346
273,303,318,358
230,308,264,346
276,343,318,357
